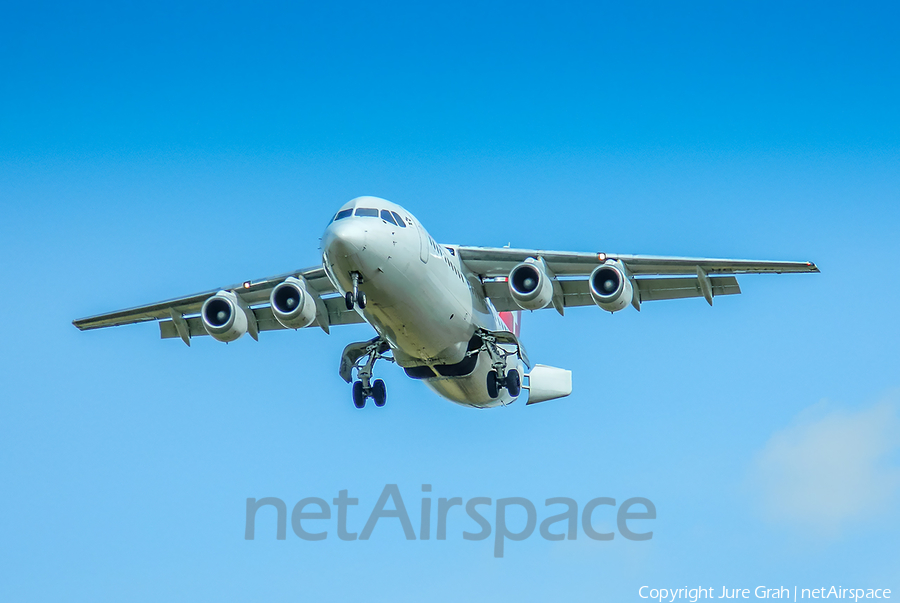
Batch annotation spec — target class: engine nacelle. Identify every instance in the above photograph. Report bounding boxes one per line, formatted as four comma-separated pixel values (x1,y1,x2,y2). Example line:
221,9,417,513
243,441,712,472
508,258,554,311
589,261,634,313
270,276,317,329
201,290,250,342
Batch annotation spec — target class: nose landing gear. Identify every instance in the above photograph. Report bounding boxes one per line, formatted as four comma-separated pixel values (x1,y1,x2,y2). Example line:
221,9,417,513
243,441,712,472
344,272,367,310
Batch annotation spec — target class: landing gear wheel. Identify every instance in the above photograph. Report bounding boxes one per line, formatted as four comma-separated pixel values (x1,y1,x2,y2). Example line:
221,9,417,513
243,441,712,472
505,369,521,398
356,290,367,309
345,292,355,311
486,370,500,399
372,379,386,407
352,381,366,408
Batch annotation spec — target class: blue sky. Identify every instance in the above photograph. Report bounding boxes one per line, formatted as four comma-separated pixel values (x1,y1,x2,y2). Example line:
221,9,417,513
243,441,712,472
1,1,898,601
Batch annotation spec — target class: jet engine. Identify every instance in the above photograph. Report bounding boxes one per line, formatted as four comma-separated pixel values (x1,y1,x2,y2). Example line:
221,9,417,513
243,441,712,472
201,290,251,342
270,276,317,329
508,258,553,311
589,261,634,313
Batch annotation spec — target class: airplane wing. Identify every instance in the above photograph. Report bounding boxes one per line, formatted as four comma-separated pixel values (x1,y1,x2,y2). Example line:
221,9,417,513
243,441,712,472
72,265,364,344
455,246,819,313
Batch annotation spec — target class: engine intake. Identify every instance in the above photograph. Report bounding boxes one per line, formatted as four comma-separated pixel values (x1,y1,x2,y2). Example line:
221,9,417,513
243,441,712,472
201,290,251,342
270,277,317,329
508,259,553,311
589,262,634,313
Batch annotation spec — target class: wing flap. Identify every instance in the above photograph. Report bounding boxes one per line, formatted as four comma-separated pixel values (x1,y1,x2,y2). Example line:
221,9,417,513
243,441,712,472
158,297,364,340
483,276,741,311
559,276,741,306
160,307,284,339
636,276,741,301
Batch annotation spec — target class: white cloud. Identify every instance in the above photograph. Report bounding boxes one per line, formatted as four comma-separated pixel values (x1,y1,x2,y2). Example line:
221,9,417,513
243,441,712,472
749,393,900,534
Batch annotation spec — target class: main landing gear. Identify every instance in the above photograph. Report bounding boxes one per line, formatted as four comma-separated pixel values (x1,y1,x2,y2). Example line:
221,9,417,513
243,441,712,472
340,336,393,409
352,379,385,409
478,330,523,400
344,272,367,310
487,368,521,399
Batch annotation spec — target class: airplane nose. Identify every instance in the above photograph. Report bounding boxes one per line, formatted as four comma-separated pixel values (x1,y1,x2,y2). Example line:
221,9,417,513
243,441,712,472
323,218,367,259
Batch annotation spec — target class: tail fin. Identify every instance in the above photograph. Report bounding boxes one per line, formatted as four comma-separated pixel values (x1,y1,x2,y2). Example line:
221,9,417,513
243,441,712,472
498,310,522,337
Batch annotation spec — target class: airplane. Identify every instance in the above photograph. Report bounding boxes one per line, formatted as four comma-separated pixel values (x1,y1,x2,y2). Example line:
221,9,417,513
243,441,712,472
73,196,820,409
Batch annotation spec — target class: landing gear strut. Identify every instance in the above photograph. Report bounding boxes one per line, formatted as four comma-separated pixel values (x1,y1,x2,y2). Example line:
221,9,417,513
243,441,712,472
344,272,366,310
341,336,392,409
479,329,523,400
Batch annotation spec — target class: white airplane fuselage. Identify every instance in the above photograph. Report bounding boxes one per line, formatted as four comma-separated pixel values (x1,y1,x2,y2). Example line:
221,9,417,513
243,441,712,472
321,196,522,408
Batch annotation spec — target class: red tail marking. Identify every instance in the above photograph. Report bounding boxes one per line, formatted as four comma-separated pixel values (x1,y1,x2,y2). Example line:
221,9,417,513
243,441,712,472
498,310,522,337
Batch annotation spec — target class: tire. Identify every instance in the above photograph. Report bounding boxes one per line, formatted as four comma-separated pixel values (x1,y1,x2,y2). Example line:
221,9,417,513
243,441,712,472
352,381,366,408
505,369,521,398
357,290,367,309
345,292,355,310
486,370,500,399
372,379,386,407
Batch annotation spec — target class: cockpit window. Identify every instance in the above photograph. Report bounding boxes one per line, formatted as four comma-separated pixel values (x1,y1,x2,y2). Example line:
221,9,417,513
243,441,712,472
390,211,407,227
334,209,353,221
380,209,398,225
355,208,378,217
